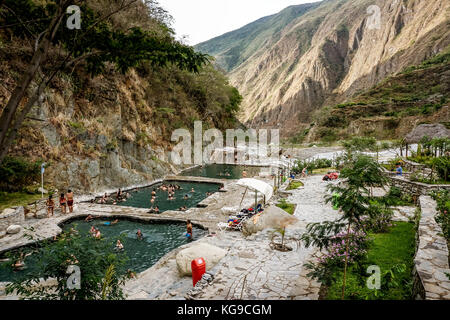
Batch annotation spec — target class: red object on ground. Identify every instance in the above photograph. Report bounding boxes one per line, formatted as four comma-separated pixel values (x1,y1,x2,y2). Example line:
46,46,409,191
329,172,339,180
191,258,206,287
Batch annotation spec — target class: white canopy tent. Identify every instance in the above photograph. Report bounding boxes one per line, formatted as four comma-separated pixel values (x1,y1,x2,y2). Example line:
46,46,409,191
236,178,274,210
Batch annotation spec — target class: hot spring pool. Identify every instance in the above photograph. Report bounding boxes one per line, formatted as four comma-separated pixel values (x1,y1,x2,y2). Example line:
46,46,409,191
180,164,263,179
115,181,221,211
0,218,207,282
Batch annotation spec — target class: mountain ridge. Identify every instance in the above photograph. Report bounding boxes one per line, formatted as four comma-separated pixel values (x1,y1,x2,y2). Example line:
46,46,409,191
196,0,450,138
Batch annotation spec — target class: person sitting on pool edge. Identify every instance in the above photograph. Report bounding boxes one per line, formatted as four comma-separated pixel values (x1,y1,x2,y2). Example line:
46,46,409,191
186,220,193,240
149,206,160,214
116,188,123,200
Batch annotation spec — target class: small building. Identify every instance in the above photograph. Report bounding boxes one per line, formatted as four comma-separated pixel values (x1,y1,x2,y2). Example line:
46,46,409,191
404,123,450,157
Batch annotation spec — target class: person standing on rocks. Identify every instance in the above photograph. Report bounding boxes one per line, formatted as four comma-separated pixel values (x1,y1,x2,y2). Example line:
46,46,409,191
66,189,74,213
46,195,55,217
59,193,67,214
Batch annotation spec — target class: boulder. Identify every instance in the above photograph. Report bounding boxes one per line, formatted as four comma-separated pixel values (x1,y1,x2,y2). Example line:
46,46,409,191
242,205,299,236
36,209,48,219
6,225,21,234
176,243,227,276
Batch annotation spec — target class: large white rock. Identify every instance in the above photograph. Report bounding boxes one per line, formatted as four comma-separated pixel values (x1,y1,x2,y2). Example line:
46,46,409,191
242,205,299,236
1,208,15,216
38,187,48,194
6,225,21,234
176,243,227,276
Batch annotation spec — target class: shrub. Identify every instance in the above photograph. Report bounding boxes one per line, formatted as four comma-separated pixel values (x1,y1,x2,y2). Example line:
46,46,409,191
362,202,394,233
291,158,333,174
431,190,450,241
342,136,377,152
0,157,43,192
431,157,450,181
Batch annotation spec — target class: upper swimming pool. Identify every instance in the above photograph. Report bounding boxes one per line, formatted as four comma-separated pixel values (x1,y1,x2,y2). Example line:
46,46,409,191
114,181,221,212
180,164,263,180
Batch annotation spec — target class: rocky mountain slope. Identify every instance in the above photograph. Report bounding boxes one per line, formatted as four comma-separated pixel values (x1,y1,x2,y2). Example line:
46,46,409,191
306,46,450,143
196,0,450,138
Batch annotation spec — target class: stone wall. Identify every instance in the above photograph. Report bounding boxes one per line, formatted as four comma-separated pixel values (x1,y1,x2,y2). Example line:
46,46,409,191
388,176,450,197
412,196,450,300
0,207,25,234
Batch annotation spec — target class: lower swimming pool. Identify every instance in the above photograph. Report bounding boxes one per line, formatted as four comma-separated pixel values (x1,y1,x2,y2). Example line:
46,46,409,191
0,218,207,282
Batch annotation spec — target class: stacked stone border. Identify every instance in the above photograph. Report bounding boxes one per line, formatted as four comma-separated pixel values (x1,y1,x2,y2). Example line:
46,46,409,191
412,196,450,300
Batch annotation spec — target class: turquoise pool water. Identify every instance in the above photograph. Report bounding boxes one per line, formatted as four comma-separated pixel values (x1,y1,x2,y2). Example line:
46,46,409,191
117,181,220,211
180,164,262,179
0,219,207,282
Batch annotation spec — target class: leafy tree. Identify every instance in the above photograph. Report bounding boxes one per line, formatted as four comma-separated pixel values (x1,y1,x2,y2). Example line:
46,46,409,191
301,153,388,299
342,136,377,152
0,156,43,191
0,0,209,164
5,231,129,300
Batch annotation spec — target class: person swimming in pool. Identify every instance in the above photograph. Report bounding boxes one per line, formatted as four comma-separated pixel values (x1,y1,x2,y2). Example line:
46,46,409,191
136,229,143,240
186,220,193,240
85,215,94,222
94,229,101,239
190,188,195,193
115,240,124,251
103,219,119,226
12,252,25,271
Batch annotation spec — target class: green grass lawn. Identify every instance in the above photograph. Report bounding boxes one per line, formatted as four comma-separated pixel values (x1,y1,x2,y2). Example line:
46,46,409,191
312,167,337,175
0,191,43,211
286,180,304,190
326,222,416,300
276,202,296,215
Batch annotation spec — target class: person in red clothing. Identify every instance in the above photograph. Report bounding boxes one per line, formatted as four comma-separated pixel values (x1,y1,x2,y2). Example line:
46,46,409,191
66,189,74,213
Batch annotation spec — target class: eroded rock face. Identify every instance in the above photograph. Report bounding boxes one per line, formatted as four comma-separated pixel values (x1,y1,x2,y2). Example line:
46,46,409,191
176,243,227,276
46,144,174,194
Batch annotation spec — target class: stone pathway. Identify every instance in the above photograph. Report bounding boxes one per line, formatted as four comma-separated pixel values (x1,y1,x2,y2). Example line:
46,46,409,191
415,196,450,300
179,175,341,301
